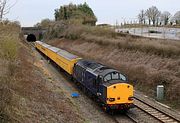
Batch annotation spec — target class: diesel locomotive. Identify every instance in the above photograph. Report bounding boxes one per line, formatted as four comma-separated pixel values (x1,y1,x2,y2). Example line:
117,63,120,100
35,41,134,112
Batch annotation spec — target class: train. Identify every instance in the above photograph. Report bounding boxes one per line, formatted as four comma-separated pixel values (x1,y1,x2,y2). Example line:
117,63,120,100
35,41,134,112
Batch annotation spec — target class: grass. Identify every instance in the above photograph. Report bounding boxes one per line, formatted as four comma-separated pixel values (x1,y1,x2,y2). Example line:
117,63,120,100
81,33,180,58
45,21,117,40
45,21,180,58
47,27,180,109
45,20,180,108
0,21,20,122
0,22,20,61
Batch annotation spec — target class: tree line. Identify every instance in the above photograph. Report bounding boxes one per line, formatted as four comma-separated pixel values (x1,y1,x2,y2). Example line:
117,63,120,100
138,6,180,26
54,2,97,26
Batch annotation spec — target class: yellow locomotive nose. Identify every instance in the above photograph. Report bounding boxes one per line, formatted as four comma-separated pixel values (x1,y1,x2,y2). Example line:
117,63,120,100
106,83,133,105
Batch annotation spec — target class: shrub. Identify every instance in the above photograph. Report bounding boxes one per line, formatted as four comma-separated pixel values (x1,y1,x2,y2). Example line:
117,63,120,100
0,37,18,61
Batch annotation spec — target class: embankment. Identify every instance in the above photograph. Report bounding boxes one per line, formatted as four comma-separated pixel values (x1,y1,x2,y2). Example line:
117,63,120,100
47,37,180,109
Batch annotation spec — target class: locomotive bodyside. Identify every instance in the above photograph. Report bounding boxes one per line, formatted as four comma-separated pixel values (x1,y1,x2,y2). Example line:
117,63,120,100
73,60,134,111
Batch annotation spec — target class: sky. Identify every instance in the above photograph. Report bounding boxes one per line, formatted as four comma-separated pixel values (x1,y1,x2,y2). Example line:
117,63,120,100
5,0,180,27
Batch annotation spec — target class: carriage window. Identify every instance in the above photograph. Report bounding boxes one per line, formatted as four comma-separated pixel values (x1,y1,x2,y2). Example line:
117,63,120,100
112,72,119,79
104,74,111,82
120,74,126,81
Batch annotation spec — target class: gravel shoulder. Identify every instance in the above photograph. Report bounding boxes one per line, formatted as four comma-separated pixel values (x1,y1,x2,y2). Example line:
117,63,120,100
134,91,180,121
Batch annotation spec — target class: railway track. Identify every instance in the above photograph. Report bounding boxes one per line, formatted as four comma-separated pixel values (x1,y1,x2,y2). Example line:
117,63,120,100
27,41,180,123
133,97,180,123
113,114,138,123
125,113,139,123
112,95,180,123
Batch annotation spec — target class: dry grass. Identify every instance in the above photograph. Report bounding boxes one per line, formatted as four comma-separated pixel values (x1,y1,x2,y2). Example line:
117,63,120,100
1,22,85,122
45,22,180,58
48,38,180,109
45,21,180,108
0,22,20,122
45,21,117,40
0,22,20,61
81,34,180,58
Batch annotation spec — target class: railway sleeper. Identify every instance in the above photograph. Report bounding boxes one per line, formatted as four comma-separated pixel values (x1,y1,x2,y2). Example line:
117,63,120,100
158,116,169,120
162,119,178,123
151,113,165,118
147,110,159,114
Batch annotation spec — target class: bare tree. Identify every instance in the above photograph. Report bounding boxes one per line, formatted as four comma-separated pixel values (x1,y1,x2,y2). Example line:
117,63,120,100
138,10,146,24
145,9,151,25
173,11,180,25
146,6,161,26
160,11,171,25
0,0,16,21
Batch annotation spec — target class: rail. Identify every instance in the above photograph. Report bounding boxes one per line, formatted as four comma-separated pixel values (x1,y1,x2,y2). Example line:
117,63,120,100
134,97,180,123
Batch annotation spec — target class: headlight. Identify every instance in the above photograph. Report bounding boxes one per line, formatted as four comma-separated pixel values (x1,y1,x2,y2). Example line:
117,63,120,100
109,98,115,102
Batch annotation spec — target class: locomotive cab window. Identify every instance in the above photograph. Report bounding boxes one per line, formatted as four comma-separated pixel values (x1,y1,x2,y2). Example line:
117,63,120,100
104,74,111,82
103,72,127,82
120,74,126,81
112,72,119,79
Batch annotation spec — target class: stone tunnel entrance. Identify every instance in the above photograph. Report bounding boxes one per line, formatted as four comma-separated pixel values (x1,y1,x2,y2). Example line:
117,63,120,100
26,34,37,42
22,27,46,42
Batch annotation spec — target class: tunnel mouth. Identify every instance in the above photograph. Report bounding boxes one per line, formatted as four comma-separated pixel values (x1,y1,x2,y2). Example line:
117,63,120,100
27,34,36,42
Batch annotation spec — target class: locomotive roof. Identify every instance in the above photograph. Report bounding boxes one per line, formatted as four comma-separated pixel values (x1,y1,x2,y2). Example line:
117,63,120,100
77,60,119,77
77,60,104,69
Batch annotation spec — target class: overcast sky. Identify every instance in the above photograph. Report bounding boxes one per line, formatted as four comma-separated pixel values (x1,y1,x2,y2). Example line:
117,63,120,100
5,0,180,27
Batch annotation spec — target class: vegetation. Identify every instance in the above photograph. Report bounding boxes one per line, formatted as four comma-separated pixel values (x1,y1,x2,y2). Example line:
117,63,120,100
137,6,179,26
173,11,180,25
45,6,180,107
34,18,52,28
40,2,180,109
45,21,118,41
44,21,180,58
0,0,16,21
146,6,161,26
48,35,180,109
0,24,19,61
0,21,20,122
0,21,85,123
54,2,97,26
160,11,171,25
